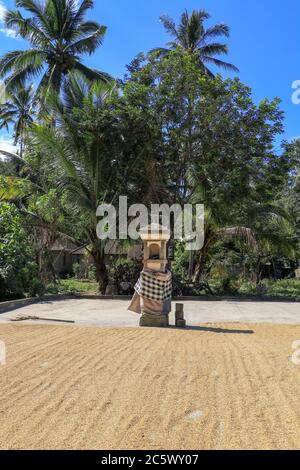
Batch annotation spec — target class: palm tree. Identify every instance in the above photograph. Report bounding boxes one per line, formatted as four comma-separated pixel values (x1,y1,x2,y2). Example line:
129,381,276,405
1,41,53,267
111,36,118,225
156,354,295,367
152,9,238,77
0,80,35,157
29,77,116,293
0,0,110,97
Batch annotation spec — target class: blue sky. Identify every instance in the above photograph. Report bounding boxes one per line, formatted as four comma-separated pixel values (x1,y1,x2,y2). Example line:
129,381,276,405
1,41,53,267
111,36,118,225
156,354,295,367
0,0,299,151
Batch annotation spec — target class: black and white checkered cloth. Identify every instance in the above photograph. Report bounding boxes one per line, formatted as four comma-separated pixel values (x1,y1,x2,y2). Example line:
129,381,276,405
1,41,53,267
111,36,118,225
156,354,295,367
135,269,172,302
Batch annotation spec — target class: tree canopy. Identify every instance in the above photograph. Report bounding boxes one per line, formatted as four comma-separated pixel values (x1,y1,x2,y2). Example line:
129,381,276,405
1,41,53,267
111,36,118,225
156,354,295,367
0,4,299,298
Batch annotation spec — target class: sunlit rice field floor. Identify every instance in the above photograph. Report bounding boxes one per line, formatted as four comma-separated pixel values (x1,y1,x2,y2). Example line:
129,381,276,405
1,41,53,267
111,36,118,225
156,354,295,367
0,323,300,450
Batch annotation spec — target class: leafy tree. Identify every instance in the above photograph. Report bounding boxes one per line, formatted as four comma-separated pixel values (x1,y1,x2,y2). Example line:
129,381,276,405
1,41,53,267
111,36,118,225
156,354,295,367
269,139,300,273
123,51,284,209
152,9,238,76
0,0,110,96
281,140,300,240
0,202,42,300
123,51,294,281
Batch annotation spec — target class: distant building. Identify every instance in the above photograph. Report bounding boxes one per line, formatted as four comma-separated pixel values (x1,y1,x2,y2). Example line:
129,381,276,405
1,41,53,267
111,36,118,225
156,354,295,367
104,240,142,261
51,237,85,277
51,237,142,277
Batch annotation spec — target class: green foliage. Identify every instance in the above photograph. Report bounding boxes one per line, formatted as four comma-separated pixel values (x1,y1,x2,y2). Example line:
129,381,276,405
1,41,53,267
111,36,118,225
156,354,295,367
238,279,300,299
123,50,285,213
0,8,298,298
73,262,96,281
108,258,142,290
45,278,98,295
172,242,189,281
0,202,43,300
0,175,32,202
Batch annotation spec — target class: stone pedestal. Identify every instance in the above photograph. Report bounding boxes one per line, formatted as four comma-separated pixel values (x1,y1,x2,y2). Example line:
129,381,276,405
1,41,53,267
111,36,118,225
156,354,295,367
138,224,172,328
139,314,169,328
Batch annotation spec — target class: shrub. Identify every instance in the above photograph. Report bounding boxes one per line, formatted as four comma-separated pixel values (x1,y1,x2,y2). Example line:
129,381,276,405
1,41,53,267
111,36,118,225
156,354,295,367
108,258,142,292
0,203,43,300
238,278,300,298
46,279,98,294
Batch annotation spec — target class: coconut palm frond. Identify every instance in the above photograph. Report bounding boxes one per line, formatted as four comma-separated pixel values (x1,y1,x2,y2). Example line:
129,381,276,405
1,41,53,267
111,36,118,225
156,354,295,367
159,15,178,39
246,203,294,224
201,23,230,42
201,56,239,73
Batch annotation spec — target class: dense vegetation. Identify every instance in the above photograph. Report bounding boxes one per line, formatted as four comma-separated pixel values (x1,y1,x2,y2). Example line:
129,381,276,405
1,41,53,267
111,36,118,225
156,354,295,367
0,1,299,300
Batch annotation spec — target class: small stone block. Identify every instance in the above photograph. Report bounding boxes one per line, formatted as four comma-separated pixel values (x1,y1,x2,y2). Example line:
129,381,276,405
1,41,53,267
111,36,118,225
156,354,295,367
175,303,184,320
175,311,184,320
176,319,186,328
140,314,169,328
175,303,184,313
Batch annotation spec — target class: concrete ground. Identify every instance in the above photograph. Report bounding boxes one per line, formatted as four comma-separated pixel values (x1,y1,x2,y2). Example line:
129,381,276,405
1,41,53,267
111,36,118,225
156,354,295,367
0,298,299,326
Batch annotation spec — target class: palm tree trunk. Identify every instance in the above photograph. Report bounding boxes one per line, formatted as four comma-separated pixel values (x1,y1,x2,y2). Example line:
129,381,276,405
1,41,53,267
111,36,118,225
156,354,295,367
188,250,194,281
192,251,207,283
254,256,263,284
91,241,108,294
